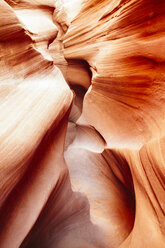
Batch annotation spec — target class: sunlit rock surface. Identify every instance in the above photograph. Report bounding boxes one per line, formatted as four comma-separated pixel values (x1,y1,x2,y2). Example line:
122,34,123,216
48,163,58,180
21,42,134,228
0,0,165,247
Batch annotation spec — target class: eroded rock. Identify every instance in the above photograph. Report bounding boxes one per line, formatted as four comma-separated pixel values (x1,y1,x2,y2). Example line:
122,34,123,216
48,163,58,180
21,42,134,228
0,0,165,247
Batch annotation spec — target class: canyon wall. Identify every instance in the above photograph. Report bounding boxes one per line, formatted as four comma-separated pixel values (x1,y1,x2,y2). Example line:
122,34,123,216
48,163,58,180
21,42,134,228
0,0,165,247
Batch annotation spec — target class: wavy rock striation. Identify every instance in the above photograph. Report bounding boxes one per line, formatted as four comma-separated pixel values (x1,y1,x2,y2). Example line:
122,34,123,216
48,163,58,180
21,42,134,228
0,0,164,247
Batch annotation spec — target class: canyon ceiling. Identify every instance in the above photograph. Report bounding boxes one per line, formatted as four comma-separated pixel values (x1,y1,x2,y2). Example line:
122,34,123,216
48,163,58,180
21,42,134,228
0,0,165,247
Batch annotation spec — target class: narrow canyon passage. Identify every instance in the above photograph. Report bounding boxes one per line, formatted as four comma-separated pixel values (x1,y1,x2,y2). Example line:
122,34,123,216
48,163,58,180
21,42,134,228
0,0,165,248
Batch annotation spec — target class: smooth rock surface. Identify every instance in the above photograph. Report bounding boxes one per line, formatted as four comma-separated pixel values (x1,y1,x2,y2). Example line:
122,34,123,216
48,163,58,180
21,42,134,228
0,0,165,247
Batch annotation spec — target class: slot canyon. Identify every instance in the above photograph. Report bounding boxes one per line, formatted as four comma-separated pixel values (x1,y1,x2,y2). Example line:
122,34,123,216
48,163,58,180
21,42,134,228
0,0,165,247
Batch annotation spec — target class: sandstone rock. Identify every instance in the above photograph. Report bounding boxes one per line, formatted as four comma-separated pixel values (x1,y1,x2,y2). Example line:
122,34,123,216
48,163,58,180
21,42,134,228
0,0,165,247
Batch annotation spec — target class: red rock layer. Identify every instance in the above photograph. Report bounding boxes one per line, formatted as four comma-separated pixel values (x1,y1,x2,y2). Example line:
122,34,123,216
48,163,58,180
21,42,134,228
62,0,165,247
64,0,165,149
0,0,165,248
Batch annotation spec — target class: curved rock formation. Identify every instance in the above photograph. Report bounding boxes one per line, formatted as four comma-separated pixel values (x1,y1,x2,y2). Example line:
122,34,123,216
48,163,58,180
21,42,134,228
0,0,165,247
64,0,165,149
